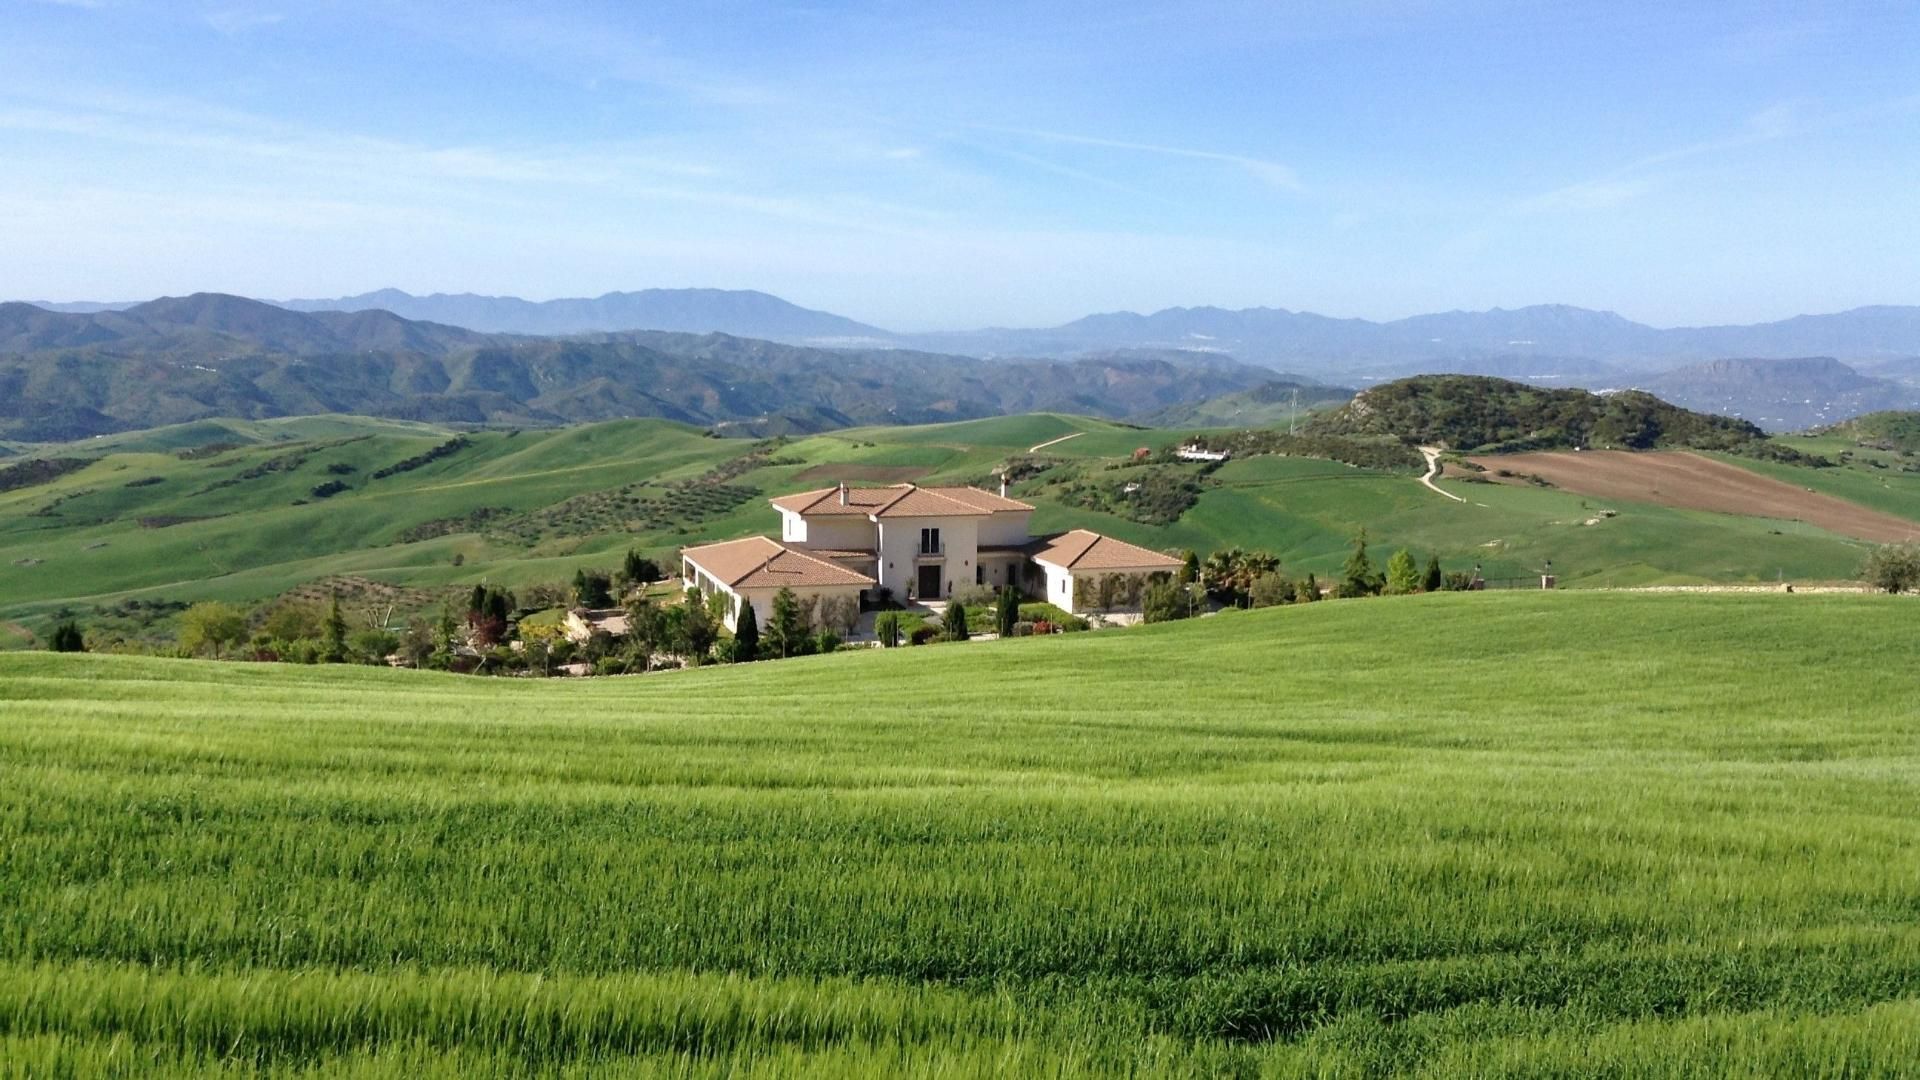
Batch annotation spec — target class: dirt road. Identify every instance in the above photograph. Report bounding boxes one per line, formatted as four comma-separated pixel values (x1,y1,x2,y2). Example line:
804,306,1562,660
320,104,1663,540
1029,432,1085,453
1418,446,1466,502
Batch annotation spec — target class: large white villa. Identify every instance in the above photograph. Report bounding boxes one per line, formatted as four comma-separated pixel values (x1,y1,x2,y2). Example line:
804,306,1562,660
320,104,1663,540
680,482,1183,631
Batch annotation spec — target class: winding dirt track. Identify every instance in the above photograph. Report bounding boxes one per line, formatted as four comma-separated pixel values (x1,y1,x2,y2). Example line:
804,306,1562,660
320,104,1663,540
1418,446,1466,503
1468,450,1920,544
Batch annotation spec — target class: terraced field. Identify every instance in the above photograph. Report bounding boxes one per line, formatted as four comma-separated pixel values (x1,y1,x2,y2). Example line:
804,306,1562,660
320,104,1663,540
3,593,1919,1075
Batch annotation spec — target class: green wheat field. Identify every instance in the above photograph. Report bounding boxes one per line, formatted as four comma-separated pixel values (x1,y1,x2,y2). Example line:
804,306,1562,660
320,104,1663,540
4,592,1919,1076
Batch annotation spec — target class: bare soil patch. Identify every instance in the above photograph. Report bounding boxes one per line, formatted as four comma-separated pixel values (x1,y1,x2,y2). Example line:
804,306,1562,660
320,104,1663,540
790,464,932,485
1469,450,1920,543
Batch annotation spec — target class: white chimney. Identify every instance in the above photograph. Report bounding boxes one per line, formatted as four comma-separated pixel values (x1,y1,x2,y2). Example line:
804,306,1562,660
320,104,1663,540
838,482,847,506
999,473,1008,498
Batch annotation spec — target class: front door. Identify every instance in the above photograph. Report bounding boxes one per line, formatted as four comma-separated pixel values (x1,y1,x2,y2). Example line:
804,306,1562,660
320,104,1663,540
917,564,942,599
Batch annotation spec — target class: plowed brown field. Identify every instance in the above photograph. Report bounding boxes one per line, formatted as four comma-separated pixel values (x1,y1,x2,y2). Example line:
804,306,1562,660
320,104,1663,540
1468,450,1920,543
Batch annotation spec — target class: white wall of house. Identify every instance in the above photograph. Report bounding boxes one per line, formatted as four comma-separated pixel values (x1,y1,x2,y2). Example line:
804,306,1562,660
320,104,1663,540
778,508,807,543
735,584,866,637
1032,565,1175,614
874,515,980,600
799,517,876,550
977,510,1032,548
682,559,748,631
976,554,1026,590
1036,561,1078,611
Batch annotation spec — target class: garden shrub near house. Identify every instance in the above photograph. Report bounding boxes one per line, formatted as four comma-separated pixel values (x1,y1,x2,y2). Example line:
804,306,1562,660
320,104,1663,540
942,602,970,642
1142,580,1193,624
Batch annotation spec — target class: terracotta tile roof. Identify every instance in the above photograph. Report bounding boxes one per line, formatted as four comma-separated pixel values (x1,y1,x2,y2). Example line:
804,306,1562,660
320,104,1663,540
769,486,899,516
798,547,878,560
770,484,1032,519
681,536,875,590
1027,529,1184,571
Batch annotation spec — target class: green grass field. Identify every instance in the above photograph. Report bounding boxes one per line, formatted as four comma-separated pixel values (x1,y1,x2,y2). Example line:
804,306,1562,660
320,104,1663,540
3,412,1912,647
3,592,1919,1075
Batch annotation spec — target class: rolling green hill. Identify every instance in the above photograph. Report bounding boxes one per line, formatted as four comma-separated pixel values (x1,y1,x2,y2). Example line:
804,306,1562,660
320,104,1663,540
5,408,1915,648
1820,410,1920,453
4,593,1920,1074
1138,379,1352,428
1311,374,1774,453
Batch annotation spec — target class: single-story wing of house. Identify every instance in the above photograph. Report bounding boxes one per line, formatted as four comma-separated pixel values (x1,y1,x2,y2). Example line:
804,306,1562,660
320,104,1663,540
680,534,874,632
1025,528,1185,611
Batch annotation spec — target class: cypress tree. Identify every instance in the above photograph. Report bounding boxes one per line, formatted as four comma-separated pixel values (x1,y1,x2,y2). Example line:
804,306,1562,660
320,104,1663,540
1385,549,1421,595
322,594,349,663
943,600,969,642
768,587,805,658
733,600,759,662
1341,529,1378,598
1423,554,1444,593
996,584,1019,638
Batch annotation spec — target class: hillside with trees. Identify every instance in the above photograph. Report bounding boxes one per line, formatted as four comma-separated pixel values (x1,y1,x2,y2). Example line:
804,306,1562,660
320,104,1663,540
1821,411,1920,453
1307,375,1783,454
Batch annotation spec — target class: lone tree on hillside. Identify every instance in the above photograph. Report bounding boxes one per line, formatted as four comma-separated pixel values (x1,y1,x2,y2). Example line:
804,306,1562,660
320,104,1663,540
1423,554,1444,593
322,594,349,663
177,601,247,658
48,621,85,653
943,600,970,642
1340,529,1381,598
1385,550,1421,595
732,600,759,662
1862,543,1920,594
766,587,808,658
996,584,1020,638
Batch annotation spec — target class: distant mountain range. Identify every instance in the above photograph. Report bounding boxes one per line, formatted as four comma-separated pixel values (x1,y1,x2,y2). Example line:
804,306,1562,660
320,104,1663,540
0,294,1268,441
33,287,894,345
18,288,1920,434
30,291,1920,376
1637,357,1920,432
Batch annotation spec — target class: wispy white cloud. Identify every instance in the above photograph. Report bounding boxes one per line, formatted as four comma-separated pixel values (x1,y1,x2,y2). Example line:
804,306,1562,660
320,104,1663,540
976,124,1304,192
1510,95,1917,216
202,8,284,35
1514,177,1658,214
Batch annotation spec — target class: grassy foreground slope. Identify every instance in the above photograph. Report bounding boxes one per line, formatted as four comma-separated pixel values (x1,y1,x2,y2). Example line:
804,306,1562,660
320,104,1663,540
5,593,1920,1075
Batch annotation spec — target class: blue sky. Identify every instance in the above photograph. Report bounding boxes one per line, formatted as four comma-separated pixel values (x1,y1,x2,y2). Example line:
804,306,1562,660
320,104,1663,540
3,0,1917,329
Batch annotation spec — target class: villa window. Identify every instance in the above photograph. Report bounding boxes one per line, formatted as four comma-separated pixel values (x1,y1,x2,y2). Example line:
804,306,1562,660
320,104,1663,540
919,527,941,555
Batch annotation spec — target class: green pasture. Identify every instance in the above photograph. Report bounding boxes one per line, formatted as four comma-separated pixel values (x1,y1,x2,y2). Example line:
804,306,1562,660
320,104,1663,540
1025,454,1873,586
2,413,1911,648
1714,440,1920,527
3,593,1919,1074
